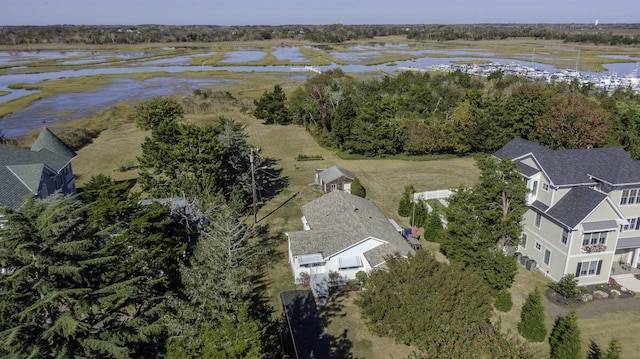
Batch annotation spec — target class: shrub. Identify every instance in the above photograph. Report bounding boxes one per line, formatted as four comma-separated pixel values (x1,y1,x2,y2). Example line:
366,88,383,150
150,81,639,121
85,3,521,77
355,270,367,285
351,177,366,198
549,274,578,298
494,289,513,312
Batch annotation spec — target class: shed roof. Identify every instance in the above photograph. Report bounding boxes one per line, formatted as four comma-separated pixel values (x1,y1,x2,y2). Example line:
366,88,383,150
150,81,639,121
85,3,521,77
317,165,355,183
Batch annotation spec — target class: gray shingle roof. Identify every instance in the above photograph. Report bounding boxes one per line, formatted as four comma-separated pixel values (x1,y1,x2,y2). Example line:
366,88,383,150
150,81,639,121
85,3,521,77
288,191,413,268
545,186,608,229
317,166,355,183
495,138,640,186
0,128,76,210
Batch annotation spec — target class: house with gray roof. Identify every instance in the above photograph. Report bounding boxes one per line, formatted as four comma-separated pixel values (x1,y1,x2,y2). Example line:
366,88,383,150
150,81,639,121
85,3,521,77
314,165,355,194
286,190,414,288
0,128,77,211
495,137,640,285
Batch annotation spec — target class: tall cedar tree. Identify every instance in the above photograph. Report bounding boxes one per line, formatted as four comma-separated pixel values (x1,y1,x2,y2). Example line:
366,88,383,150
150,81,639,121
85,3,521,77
398,185,415,217
442,154,525,290
549,311,582,359
253,84,290,125
358,251,530,358
165,207,279,358
0,195,165,358
518,287,548,342
134,97,270,214
81,174,188,294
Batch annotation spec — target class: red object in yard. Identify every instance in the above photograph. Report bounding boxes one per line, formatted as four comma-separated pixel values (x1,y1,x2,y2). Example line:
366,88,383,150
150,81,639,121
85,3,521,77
412,225,417,238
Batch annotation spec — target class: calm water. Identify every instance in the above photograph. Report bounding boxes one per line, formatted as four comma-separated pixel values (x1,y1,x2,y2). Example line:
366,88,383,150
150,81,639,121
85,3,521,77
1,45,638,137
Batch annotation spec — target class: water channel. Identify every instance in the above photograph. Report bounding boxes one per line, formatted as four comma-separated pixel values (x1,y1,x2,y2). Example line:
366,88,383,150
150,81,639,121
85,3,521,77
1,45,639,137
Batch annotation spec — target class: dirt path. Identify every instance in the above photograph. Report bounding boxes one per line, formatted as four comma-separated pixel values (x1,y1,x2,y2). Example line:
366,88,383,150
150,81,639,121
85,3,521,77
543,295,640,319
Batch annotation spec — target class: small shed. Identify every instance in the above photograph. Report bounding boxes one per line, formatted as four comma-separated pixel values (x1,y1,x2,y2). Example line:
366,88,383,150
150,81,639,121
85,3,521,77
315,166,356,194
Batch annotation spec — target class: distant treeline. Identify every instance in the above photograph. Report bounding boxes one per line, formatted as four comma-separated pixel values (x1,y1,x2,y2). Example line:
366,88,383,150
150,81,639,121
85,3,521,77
0,23,639,45
279,69,640,158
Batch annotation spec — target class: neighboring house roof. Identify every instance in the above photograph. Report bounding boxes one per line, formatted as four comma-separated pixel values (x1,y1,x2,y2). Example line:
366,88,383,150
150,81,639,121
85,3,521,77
317,165,355,184
288,190,413,268
0,127,76,210
495,137,640,186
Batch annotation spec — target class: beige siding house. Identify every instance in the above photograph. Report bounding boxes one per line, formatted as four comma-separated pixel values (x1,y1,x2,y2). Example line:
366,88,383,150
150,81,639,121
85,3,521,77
495,138,640,285
286,190,414,292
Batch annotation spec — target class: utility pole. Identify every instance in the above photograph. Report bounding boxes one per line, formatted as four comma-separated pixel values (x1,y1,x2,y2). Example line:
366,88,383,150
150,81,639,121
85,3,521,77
250,148,257,223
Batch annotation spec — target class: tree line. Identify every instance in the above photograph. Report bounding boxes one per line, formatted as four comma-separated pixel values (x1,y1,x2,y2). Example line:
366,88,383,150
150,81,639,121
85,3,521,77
262,68,640,158
1,23,638,45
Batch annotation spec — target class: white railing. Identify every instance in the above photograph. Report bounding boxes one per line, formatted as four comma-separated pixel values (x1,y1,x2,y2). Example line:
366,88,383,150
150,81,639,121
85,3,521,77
413,189,453,202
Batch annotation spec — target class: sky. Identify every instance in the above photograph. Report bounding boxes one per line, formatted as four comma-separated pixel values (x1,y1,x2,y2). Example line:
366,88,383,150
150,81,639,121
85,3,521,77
2,0,639,26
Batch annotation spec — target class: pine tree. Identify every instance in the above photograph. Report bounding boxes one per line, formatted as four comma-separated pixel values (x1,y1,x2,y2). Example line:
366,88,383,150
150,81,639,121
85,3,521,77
549,311,582,359
518,287,547,342
0,194,165,358
587,340,602,359
253,84,290,125
604,337,622,359
398,185,415,217
165,207,279,358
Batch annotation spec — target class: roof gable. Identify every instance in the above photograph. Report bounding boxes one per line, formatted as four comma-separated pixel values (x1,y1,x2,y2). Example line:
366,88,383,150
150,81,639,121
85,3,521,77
317,165,355,183
31,127,77,160
7,164,44,193
546,186,608,228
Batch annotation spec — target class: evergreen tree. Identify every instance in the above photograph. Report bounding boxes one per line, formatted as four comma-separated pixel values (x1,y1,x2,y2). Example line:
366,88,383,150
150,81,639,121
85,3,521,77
549,311,581,359
604,338,622,359
587,340,602,359
423,207,444,242
165,207,279,358
398,185,415,217
0,195,165,358
253,84,290,125
518,288,547,342
494,288,513,312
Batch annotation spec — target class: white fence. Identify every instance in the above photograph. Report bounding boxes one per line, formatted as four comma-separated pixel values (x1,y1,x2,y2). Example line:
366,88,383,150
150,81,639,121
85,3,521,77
412,189,453,202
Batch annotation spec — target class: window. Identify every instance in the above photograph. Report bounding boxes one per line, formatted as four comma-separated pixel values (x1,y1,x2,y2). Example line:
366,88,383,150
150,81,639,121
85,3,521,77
535,242,541,251
330,183,338,190
542,182,549,191
544,249,551,265
535,212,542,228
621,217,640,232
561,228,569,245
620,189,640,205
576,260,603,277
582,231,608,246
521,233,528,249
532,180,538,195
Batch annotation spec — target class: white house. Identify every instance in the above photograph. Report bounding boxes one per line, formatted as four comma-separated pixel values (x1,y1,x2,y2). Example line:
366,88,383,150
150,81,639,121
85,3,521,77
286,190,414,294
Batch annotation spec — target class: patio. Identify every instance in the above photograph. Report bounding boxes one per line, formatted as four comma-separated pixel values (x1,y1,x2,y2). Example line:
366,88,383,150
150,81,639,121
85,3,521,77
611,261,640,293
